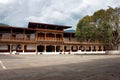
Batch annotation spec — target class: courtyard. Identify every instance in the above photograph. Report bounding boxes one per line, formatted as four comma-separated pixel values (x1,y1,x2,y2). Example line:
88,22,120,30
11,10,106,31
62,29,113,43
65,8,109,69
0,54,120,80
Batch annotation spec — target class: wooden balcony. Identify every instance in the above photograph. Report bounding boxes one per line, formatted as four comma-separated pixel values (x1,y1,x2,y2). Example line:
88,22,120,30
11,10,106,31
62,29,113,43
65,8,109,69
0,38,36,43
37,37,63,41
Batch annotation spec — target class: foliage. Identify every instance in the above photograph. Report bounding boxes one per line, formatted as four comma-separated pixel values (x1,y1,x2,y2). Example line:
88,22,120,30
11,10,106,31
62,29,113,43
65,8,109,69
76,7,120,50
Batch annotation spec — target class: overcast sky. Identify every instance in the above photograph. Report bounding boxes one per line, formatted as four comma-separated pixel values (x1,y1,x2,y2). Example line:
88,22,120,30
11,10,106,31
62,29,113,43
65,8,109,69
0,0,120,29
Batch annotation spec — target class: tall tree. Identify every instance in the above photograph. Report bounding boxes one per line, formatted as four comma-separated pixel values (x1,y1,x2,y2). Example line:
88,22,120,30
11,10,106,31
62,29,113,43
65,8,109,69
76,7,120,50
108,7,120,50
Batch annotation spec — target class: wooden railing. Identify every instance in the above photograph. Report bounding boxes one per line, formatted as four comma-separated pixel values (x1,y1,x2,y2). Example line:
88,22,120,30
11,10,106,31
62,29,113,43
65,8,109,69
37,37,63,41
0,38,35,41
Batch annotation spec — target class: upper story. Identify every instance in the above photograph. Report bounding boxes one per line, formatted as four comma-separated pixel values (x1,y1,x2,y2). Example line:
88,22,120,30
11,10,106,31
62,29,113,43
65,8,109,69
0,22,77,43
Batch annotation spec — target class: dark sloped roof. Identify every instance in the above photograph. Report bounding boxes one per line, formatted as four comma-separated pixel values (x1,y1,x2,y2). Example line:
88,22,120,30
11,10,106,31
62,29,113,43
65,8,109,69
28,22,71,29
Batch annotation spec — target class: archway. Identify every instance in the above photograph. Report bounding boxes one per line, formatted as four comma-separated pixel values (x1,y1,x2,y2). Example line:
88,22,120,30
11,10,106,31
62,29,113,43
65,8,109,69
86,46,91,51
72,46,78,52
46,45,55,52
56,46,60,52
37,45,44,52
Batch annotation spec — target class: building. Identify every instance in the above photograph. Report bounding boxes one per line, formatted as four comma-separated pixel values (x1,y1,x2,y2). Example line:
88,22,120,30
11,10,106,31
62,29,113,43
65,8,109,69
0,22,106,54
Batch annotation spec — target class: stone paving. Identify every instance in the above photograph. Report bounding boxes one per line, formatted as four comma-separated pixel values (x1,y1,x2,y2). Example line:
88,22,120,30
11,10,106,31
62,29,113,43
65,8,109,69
0,54,120,80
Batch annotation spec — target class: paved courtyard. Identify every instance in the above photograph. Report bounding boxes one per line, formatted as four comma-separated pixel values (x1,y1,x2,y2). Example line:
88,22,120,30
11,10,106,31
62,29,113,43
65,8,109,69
0,54,120,80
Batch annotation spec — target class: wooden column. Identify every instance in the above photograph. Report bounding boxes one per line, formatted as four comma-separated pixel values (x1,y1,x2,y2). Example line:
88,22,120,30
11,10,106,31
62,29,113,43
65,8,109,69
36,31,38,41
84,45,86,52
70,33,72,41
62,34,63,40
55,33,56,40
70,45,72,52
10,44,12,55
10,28,12,40
36,44,38,55
22,44,25,53
91,46,93,51
45,33,46,40
23,29,25,40
44,45,46,53
54,45,56,52
101,46,104,51
62,45,64,54
77,46,79,51
96,46,99,51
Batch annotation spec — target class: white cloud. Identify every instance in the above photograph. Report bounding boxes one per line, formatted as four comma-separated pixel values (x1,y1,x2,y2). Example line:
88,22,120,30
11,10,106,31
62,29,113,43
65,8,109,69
0,0,120,29
0,0,13,4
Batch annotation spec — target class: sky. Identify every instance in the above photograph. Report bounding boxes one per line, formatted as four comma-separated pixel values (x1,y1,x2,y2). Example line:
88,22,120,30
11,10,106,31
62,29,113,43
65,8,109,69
0,0,120,29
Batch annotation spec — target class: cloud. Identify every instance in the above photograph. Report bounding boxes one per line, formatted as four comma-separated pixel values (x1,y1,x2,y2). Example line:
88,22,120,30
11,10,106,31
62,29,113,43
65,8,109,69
0,0,13,4
0,0,120,29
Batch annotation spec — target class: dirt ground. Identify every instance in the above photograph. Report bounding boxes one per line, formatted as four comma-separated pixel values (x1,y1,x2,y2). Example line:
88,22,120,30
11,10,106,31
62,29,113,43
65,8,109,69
0,54,120,80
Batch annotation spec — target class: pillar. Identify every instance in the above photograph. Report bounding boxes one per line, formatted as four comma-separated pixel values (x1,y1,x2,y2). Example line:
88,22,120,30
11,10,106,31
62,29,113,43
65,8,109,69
70,33,72,41
70,45,72,52
91,46,93,51
36,44,38,55
10,28,12,40
36,32,38,40
55,34,56,40
84,45,86,51
77,46,79,51
101,46,104,51
44,45,46,52
45,33,46,40
54,45,56,52
10,44,12,55
96,46,99,51
22,44,25,53
60,33,62,41
23,29,25,40
62,45,64,54
62,34,63,40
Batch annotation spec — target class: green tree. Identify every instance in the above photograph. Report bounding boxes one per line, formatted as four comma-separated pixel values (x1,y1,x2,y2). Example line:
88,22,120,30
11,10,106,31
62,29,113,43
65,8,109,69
108,7,120,50
76,7,120,50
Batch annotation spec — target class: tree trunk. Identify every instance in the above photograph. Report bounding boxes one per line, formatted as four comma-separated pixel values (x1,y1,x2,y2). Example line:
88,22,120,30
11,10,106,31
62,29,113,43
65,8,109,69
111,44,119,50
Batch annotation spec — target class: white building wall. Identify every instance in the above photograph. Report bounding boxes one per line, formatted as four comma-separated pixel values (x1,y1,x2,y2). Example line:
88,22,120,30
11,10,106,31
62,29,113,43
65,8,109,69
71,38,77,42
26,45,36,50
0,45,8,50
16,34,24,38
2,33,10,39
63,38,70,42
30,34,35,39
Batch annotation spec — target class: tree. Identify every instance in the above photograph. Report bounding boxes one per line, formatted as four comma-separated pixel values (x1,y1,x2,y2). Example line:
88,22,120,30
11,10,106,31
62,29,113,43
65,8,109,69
108,7,120,50
76,7,120,50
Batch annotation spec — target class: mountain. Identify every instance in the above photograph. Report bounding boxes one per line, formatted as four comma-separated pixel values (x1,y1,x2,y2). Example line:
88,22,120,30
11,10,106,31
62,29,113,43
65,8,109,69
65,29,76,33
0,23,9,26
